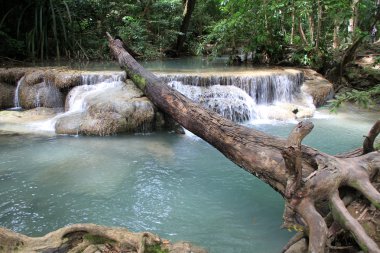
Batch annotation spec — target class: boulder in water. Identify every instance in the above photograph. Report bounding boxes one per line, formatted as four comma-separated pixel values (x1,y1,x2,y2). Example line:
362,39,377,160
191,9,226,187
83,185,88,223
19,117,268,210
55,80,157,135
302,69,334,107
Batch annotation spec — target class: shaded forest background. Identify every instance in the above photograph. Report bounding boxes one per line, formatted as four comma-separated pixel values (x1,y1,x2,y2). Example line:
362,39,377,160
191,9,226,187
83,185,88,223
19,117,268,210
1,0,380,105
0,0,378,65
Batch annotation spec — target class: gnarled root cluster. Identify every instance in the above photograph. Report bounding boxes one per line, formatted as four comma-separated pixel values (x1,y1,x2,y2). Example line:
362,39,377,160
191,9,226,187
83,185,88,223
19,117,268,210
282,120,380,253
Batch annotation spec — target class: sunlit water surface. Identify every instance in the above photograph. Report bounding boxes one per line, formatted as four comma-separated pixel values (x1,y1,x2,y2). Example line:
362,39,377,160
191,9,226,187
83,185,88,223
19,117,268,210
1,58,379,252
0,106,378,253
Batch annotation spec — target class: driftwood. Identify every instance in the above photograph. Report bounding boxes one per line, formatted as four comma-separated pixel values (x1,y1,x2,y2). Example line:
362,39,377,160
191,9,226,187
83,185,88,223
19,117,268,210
107,32,380,253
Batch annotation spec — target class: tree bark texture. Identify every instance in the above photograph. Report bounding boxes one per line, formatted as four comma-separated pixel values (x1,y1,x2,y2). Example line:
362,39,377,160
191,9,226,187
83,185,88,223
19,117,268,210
308,14,314,45
175,0,196,54
290,0,295,45
315,0,323,49
333,20,340,49
299,18,309,45
107,33,380,253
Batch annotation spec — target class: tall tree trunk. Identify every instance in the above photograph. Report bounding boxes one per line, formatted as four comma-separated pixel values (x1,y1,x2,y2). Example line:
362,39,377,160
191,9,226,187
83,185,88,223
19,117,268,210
175,0,197,54
290,0,295,45
315,0,323,48
107,33,380,253
348,0,360,35
333,20,340,49
264,0,268,30
308,14,315,45
299,18,309,45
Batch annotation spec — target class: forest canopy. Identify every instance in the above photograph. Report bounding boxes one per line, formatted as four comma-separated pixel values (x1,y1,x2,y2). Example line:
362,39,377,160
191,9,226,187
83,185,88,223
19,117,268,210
1,0,379,67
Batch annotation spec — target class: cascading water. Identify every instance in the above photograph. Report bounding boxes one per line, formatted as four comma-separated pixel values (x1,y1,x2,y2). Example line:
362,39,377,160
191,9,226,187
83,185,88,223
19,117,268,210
159,71,315,123
80,72,125,85
66,71,126,112
33,72,126,132
9,69,316,133
13,76,25,109
66,81,125,112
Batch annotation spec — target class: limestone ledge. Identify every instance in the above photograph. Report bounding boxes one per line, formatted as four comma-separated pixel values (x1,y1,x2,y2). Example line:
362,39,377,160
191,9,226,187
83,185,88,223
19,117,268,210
0,67,335,135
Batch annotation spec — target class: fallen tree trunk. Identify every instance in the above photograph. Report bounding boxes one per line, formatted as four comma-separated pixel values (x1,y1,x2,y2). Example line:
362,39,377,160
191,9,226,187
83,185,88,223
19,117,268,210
107,33,380,253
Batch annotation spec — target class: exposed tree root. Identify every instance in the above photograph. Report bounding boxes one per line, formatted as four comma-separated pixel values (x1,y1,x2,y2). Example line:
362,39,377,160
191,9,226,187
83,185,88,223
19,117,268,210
0,223,206,253
330,191,379,252
281,232,305,253
283,120,380,253
364,121,380,154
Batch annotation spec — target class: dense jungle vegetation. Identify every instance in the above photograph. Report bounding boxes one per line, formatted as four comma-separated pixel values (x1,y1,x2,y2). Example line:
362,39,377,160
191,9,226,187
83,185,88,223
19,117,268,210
1,0,380,104
0,0,378,62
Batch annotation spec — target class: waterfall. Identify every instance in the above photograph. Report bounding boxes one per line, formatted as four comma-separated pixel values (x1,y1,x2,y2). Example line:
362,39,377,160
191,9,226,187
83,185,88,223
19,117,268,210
159,72,303,104
13,76,25,109
31,73,126,133
159,71,314,122
66,81,124,112
80,72,126,85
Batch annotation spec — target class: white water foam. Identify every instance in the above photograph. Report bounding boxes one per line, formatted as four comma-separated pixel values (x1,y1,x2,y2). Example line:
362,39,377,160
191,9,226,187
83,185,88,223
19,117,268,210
167,76,315,124
26,74,125,133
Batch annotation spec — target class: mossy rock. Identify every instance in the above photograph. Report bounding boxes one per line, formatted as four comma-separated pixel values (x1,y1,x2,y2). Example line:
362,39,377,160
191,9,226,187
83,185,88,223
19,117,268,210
83,234,116,245
145,244,169,253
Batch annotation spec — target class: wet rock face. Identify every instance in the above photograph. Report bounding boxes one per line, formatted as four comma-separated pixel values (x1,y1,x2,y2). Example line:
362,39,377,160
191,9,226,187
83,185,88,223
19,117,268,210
19,81,64,109
0,82,15,108
302,69,334,107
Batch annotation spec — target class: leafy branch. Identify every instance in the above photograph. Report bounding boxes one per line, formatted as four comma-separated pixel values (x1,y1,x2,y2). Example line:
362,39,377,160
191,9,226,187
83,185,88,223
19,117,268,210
329,85,380,112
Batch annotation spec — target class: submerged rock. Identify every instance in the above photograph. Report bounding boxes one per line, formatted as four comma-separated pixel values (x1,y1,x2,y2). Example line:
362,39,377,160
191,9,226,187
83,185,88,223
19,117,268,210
0,223,207,253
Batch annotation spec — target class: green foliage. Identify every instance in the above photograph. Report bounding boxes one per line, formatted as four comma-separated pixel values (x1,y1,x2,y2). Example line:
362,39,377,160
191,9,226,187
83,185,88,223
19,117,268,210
83,234,115,245
115,0,183,59
0,31,25,58
329,86,380,112
374,56,380,66
286,224,304,232
145,244,169,253
15,0,73,60
1,0,379,63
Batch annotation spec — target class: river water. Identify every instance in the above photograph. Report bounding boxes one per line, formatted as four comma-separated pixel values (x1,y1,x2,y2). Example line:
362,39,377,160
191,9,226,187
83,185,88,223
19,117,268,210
0,59,379,253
